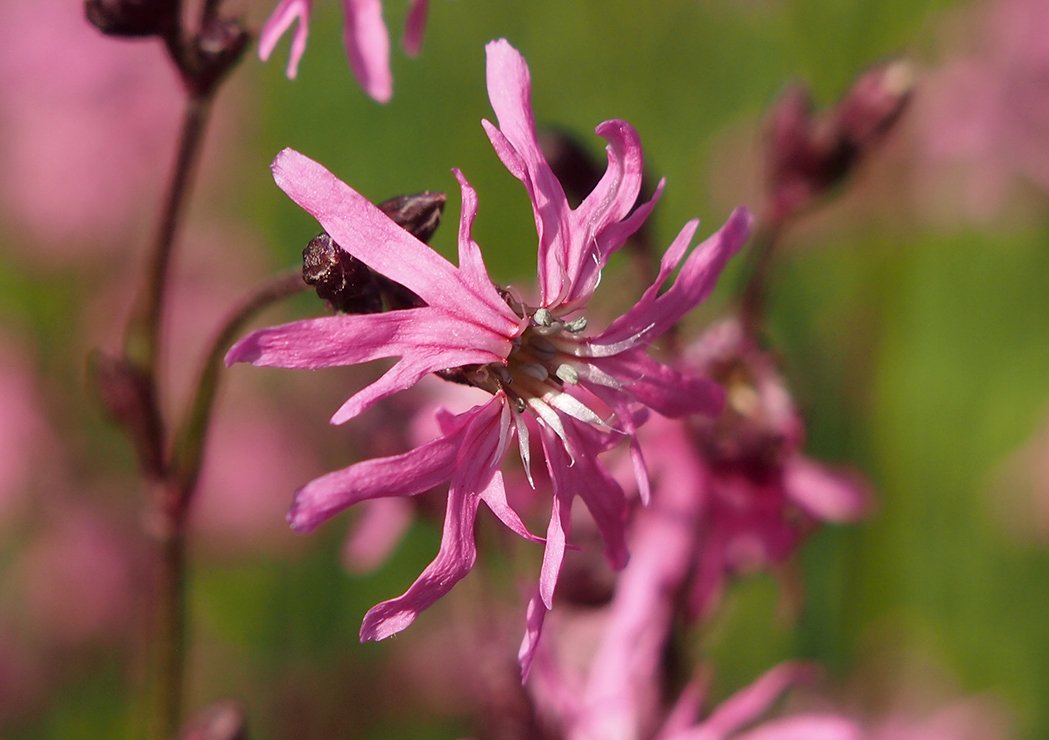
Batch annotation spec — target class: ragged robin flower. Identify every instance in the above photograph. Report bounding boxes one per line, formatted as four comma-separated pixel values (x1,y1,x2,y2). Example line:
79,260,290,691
227,39,752,673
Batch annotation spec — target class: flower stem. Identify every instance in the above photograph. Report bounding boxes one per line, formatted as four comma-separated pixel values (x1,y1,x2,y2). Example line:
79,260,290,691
737,213,783,337
171,269,308,496
129,90,213,740
125,93,213,383
147,486,188,740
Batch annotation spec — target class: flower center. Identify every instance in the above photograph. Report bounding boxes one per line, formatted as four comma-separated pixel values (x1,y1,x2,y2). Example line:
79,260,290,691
436,293,613,443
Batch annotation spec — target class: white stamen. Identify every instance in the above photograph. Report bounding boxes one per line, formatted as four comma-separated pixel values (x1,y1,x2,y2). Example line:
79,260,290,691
533,307,554,326
555,363,579,384
546,391,608,429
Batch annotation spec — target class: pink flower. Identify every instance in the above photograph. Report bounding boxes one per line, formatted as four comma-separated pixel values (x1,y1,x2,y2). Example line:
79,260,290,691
228,39,751,668
258,0,430,102
918,0,1049,220
644,318,869,620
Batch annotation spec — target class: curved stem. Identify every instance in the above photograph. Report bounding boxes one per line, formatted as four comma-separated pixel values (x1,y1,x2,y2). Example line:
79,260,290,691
126,94,212,385
171,269,308,498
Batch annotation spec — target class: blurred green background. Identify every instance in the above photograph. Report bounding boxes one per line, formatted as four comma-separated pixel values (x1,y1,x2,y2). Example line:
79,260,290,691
3,0,1048,737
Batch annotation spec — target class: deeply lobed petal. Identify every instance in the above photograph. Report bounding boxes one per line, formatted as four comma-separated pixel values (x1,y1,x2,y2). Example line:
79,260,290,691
359,396,509,640
270,148,522,336
597,208,753,350
258,0,313,79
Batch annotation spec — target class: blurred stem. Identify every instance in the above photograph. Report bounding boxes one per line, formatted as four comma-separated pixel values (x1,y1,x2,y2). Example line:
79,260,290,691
148,486,187,740
737,213,784,338
131,90,213,740
125,93,212,383
171,269,308,496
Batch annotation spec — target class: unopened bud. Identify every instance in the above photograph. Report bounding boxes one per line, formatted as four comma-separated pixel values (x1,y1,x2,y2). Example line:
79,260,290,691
188,16,250,95
539,128,604,208
84,0,177,38
303,232,384,314
766,60,914,220
378,191,446,243
302,192,443,314
834,60,914,150
87,350,163,477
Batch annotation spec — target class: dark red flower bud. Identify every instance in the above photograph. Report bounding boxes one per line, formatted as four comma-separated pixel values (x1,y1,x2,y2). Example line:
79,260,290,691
303,232,385,314
834,60,914,151
766,60,914,220
301,192,445,313
378,191,446,244
87,350,163,477
188,16,250,96
84,0,177,38
539,128,604,208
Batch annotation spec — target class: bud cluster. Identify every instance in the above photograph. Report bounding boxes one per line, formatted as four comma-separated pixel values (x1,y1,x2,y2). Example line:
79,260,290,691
767,60,914,220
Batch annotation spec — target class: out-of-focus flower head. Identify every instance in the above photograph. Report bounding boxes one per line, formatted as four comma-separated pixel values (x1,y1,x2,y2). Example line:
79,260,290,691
0,339,50,527
13,506,136,647
919,0,1049,220
259,0,431,102
228,39,752,672
988,408,1049,544
767,60,913,221
0,0,180,253
647,318,869,620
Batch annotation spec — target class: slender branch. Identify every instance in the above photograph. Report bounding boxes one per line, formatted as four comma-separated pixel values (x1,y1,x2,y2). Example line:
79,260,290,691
125,94,212,386
171,269,308,499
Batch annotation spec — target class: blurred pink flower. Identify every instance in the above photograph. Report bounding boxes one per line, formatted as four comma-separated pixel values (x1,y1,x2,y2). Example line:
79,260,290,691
0,0,180,252
989,409,1049,543
919,0,1049,219
646,318,869,620
14,508,135,646
228,39,752,669
259,0,430,102
661,663,860,740
0,339,50,526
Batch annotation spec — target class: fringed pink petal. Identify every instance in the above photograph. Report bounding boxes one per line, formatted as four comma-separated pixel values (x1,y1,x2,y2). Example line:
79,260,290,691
597,208,752,348
479,470,544,543
484,39,572,305
360,485,482,640
225,308,509,370
402,0,429,56
342,0,392,103
270,148,520,334
590,351,725,418
453,169,528,321
561,120,646,305
287,414,472,532
258,0,313,79
359,398,506,639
